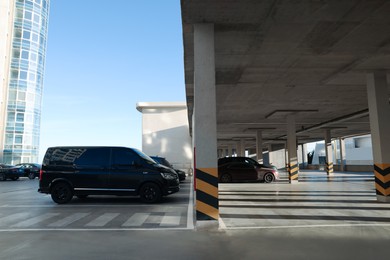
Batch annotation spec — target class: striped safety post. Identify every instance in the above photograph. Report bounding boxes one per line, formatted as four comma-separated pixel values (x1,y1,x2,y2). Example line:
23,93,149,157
374,163,390,197
195,168,219,220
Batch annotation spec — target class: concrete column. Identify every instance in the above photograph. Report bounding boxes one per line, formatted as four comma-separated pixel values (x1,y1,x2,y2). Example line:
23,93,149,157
367,71,390,202
217,149,222,158
236,141,241,157
267,144,273,165
302,143,308,169
339,138,346,172
287,115,298,182
193,24,218,221
240,138,245,156
227,145,233,157
256,130,263,163
324,129,334,175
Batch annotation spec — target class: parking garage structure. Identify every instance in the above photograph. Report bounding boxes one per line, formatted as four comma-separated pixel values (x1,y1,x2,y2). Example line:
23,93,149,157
181,0,390,224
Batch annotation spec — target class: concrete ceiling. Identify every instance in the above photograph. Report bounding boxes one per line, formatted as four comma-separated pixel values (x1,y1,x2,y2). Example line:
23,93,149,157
181,0,390,150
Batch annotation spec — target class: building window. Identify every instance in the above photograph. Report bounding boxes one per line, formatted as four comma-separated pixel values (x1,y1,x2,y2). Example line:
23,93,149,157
21,50,29,59
22,30,31,40
24,11,32,20
16,113,25,122
15,135,23,144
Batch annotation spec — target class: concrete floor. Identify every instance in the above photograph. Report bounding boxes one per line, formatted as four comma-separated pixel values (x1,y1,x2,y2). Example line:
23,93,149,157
2,170,390,259
218,170,389,230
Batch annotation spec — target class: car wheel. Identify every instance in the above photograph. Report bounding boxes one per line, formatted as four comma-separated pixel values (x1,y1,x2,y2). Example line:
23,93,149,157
264,172,275,183
139,183,162,203
0,173,6,181
28,172,35,180
51,182,73,204
11,177,19,181
76,195,88,199
220,173,232,183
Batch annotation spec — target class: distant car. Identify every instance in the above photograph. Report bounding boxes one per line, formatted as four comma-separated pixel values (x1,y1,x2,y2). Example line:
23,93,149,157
15,163,41,179
218,157,279,183
0,164,23,181
151,156,186,181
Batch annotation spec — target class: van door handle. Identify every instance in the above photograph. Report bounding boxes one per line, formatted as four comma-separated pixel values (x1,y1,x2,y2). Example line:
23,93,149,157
143,172,148,174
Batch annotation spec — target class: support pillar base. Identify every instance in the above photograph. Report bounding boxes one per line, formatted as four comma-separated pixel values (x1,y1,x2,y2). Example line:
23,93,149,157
377,195,390,203
196,220,219,231
289,180,299,184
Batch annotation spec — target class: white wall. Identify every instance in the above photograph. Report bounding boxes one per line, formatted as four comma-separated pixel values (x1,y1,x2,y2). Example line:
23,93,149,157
137,102,193,173
312,135,373,165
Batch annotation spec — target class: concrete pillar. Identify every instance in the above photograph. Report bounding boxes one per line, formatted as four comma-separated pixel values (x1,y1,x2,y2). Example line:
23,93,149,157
236,141,241,157
240,138,245,156
339,138,346,171
256,130,263,163
367,71,390,202
193,24,218,221
298,144,308,169
287,115,298,182
217,149,222,158
324,129,334,175
267,144,273,165
227,145,233,157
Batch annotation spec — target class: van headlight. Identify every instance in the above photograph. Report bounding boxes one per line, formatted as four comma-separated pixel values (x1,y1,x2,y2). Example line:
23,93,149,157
160,172,177,180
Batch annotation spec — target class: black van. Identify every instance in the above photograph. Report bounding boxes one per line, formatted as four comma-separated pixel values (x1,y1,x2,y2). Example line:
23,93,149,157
38,146,180,204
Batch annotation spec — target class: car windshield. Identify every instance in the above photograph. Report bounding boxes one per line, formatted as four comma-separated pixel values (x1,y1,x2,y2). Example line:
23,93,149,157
244,158,260,166
133,149,158,165
151,157,172,168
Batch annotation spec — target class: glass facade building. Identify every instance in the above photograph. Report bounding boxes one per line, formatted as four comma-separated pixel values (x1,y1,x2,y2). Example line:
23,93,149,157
0,0,50,164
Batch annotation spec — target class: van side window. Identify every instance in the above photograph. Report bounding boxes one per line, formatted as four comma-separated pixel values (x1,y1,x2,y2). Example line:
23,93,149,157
48,148,87,166
112,149,138,166
74,148,110,166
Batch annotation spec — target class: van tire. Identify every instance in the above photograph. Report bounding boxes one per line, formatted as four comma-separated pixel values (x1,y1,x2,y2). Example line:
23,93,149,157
139,183,162,203
51,182,73,204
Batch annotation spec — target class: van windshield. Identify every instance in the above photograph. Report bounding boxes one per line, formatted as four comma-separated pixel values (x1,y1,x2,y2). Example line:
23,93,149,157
133,149,157,165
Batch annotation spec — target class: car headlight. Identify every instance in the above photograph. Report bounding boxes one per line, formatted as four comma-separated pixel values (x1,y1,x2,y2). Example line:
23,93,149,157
160,172,177,180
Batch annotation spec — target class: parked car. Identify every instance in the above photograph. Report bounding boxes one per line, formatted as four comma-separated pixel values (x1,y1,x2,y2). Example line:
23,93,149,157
15,163,41,179
150,156,186,181
38,146,180,204
218,157,279,183
0,164,23,181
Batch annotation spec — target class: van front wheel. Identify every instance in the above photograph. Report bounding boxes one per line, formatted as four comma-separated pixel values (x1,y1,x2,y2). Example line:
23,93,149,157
51,182,73,204
139,183,162,203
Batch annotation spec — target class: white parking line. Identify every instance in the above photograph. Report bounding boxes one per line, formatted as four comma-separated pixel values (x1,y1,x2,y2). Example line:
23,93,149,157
186,176,194,229
0,213,31,226
85,213,119,227
48,213,90,227
220,223,390,230
122,213,150,227
11,213,60,228
160,213,181,226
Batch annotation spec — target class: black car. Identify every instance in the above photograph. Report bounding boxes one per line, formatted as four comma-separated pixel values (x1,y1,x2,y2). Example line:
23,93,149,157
38,146,180,204
15,163,41,179
0,164,24,181
218,157,279,183
150,156,186,181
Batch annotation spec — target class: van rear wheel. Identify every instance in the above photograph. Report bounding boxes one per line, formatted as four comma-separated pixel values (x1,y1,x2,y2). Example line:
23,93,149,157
139,183,162,203
51,182,73,204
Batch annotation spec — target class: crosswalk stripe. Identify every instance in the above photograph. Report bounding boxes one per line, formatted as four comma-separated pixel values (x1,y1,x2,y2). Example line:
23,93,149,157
11,213,60,227
122,213,150,227
0,213,30,226
85,213,119,227
160,213,181,226
48,213,90,227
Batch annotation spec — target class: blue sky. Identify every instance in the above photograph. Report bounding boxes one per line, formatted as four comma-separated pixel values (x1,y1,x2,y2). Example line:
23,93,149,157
39,1,185,160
